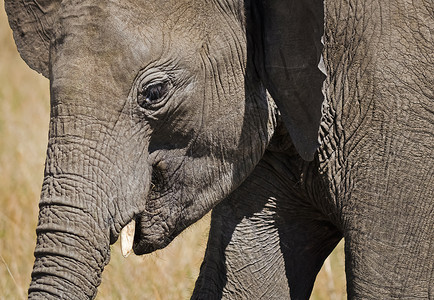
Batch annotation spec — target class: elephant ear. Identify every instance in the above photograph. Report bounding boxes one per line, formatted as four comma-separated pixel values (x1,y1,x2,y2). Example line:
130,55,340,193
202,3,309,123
5,0,60,78
257,0,325,161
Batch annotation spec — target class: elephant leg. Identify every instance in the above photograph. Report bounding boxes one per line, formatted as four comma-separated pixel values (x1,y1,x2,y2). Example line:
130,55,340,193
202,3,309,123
341,169,434,299
192,151,342,299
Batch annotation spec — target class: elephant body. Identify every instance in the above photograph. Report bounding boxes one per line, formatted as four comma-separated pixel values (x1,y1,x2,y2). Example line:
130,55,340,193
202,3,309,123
196,2,434,297
5,0,433,299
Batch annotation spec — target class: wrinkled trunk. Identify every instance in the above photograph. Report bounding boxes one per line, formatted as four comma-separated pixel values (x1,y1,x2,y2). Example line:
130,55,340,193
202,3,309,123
24,22,153,294
27,133,146,298
27,137,115,299
26,90,149,298
28,202,109,299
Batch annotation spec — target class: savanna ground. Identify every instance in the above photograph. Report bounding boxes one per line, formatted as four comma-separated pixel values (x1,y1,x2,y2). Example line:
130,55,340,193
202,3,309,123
0,3,346,299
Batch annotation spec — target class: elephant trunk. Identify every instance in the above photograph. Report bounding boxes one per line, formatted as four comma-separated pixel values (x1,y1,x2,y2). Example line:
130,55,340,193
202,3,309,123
28,199,110,299
26,111,150,298
26,136,125,299
25,36,152,297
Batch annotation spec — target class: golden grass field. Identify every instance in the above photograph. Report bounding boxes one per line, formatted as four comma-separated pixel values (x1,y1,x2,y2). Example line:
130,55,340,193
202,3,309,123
0,3,346,299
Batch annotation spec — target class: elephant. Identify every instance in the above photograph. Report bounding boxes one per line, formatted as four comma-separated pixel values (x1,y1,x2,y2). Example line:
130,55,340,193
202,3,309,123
5,0,433,299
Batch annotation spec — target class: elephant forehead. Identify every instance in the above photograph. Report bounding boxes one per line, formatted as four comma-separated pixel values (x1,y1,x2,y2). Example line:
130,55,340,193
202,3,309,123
52,1,227,81
55,2,156,61
55,0,217,50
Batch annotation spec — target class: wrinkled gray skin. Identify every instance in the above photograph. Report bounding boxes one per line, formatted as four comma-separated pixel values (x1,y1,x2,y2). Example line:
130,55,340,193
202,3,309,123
5,0,433,299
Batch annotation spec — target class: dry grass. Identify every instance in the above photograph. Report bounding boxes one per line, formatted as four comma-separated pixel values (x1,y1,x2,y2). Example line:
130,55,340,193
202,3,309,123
0,4,345,299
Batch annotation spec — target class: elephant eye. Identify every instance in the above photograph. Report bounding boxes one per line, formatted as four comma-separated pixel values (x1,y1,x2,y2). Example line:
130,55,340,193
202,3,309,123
137,81,170,108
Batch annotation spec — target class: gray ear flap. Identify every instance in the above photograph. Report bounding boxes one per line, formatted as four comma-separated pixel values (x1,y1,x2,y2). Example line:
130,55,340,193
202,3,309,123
5,0,60,78
257,0,325,161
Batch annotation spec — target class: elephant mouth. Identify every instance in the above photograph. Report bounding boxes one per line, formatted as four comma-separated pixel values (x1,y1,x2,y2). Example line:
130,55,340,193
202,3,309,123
119,214,175,256
117,160,175,256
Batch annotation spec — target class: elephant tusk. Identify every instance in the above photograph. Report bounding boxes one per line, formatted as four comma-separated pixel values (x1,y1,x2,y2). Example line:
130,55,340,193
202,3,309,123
120,219,136,257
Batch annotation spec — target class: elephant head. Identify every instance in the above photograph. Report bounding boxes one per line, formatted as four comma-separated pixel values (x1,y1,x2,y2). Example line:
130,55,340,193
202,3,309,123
5,0,324,298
